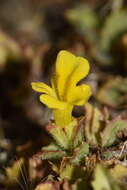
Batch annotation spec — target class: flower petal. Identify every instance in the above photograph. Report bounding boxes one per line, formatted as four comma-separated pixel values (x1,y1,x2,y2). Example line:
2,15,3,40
66,84,92,105
51,76,59,98
55,50,76,99
69,57,90,87
40,94,67,109
31,82,55,97
56,50,76,77
55,50,90,100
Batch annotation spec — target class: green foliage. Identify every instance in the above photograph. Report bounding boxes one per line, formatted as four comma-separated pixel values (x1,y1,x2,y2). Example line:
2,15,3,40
85,103,103,146
66,5,98,41
101,10,127,51
42,143,61,151
40,124,89,163
110,164,127,187
60,162,87,183
71,142,89,165
67,6,98,30
37,121,90,182
72,119,85,148
101,117,127,147
97,77,127,108
39,150,66,160
46,124,69,150
40,143,66,160
60,164,75,181
92,165,121,190
84,103,127,147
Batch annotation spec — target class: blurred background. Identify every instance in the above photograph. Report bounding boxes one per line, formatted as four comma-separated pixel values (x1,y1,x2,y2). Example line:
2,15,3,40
0,0,127,189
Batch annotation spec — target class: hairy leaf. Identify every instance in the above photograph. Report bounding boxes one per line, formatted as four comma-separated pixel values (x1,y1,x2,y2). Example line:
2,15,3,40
101,10,127,51
92,164,121,190
46,124,69,150
101,117,127,147
84,103,104,146
97,77,127,108
71,142,89,165
39,150,66,160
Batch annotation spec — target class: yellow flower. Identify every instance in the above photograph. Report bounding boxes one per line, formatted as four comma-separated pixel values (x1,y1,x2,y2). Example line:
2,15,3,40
31,50,92,127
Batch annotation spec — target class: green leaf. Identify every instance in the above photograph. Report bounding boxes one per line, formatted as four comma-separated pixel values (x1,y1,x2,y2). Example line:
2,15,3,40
101,117,127,147
71,142,89,165
110,164,127,184
39,150,66,160
60,163,86,183
66,5,98,41
41,143,67,160
60,164,75,181
42,143,61,151
97,77,127,108
92,164,121,190
65,119,78,147
101,10,127,51
72,119,85,148
84,103,104,146
109,164,127,189
46,124,69,150
102,149,121,160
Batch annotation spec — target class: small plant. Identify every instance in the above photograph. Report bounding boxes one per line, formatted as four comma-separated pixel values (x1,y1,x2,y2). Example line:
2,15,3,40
31,50,92,180
32,50,127,190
